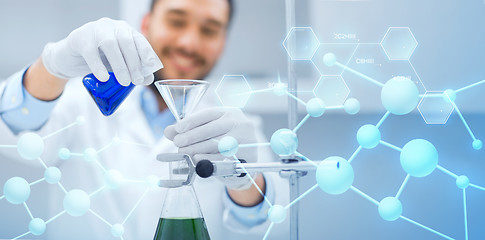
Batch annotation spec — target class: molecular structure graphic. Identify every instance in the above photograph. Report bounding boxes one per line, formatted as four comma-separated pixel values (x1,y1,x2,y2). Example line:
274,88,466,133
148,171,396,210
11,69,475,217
0,117,160,239
0,26,484,240
215,27,485,240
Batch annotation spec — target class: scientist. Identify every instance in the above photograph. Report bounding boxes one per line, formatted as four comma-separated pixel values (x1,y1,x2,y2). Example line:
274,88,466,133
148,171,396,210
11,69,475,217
0,0,288,239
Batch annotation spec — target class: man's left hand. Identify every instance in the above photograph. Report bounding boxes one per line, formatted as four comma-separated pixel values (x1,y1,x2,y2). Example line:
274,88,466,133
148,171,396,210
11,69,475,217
164,107,259,190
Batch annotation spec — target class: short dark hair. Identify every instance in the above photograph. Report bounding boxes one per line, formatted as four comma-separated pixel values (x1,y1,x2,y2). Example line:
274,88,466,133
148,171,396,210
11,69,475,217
150,0,234,26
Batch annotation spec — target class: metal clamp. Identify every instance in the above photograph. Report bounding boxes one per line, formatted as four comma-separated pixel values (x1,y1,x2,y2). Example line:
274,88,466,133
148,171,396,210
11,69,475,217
156,153,196,188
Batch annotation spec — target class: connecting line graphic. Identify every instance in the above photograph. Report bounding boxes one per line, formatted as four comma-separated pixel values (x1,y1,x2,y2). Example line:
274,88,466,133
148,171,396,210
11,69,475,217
23,202,34,219
41,118,83,140
328,52,484,151
89,185,107,197
294,152,319,168
463,189,468,240
0,53,483,240
228,46,485,239
449,99,481,150
90,209,112,227
420,84,484,150
395,174,410,199
434,164,485,240
293,114,310,133
239,142,271,148
399,216,455,240
347,146,362,164
262,184,319,240
350,186,379,206
0,115,164,240
350,185,456,240
285,184,319,210
122,189,150,225
380,141,403,152
231,156,273,208
348,111,391,164
223,60,483,240
455,79,485,93
0,144,16,148
262,222,274,240
376,111,390,128
7,176,68,240
334,62,385,88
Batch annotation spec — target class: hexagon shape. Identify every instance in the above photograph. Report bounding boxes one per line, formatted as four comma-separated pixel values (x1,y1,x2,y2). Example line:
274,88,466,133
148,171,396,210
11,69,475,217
283,27,320,60
313,75,350,107
311,43,358,75
342,44,426,100
418,91,454,124
380,27,418,60
215,75,252,108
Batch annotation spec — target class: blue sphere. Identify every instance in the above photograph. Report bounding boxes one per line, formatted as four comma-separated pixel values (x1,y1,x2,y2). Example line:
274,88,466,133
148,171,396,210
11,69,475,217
63,189,90,217
270,129,298,156
443,89,456,102
344,98,360,115
218,136,239,157
58,148,71,160
3,177,31,205
356,125,381,149
273,83,287,96
400,139,438,177
381,76,419,115
456,175,470,189
316,156,354,195
306,98,326,117
83,148,97,162
323,53,337,67
268,205,287,223
111,224,124,237
472,139,482,150
105,170,123,189
17,132,44,160
29,218,46,236
76,116,86,125
378,197,402,221
44,167,61,184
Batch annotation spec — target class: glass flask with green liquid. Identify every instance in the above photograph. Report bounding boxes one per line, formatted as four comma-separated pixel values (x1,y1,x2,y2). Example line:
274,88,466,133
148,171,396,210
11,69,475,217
153,170,210,240
153,185,210,240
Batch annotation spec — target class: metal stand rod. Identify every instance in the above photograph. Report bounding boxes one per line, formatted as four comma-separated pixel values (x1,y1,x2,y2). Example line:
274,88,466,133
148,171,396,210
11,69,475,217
285,0,299,239
234,161,319,173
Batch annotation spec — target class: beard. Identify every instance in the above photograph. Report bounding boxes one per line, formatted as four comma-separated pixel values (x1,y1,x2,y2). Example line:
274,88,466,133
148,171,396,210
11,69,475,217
156,46,212,80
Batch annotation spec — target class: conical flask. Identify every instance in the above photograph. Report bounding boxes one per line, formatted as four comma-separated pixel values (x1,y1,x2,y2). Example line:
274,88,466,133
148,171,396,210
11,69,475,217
154,80,209,121
82,72,135,116
153,185,210,240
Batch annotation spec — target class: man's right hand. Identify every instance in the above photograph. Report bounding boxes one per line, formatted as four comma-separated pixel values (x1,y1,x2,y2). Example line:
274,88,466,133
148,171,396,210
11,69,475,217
41,17,163,87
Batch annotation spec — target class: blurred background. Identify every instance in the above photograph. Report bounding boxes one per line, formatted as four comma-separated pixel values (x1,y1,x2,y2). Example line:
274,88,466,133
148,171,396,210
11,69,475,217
1,0,485,239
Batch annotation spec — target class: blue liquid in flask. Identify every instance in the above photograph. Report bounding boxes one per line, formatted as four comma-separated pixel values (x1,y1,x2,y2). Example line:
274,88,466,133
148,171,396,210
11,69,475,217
82,72,135,116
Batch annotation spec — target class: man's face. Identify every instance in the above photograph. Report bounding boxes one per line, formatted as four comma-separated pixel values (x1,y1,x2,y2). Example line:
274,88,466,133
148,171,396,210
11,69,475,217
142,0,229,80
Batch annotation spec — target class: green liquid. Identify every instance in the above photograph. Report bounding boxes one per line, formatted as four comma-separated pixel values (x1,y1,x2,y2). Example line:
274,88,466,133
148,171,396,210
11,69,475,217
153,218,211,240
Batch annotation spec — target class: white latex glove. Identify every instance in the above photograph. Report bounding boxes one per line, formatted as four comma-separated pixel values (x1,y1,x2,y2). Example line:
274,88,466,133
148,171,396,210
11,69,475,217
164,107,259,190
41,17,163,86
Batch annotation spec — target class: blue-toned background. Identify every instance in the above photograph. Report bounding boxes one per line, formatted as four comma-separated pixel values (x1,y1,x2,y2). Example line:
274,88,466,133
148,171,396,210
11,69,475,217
1,0,484,239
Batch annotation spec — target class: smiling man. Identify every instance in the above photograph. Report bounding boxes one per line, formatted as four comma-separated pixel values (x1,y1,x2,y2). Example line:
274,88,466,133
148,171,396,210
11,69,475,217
0,0,286,239
144,0,228,80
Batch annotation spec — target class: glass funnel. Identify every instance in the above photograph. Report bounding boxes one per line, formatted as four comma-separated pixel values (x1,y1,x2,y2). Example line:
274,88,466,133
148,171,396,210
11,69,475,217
154,80,209,121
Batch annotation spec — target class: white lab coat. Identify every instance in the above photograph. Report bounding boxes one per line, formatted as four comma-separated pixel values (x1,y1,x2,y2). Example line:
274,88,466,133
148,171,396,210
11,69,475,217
0,76,290,240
